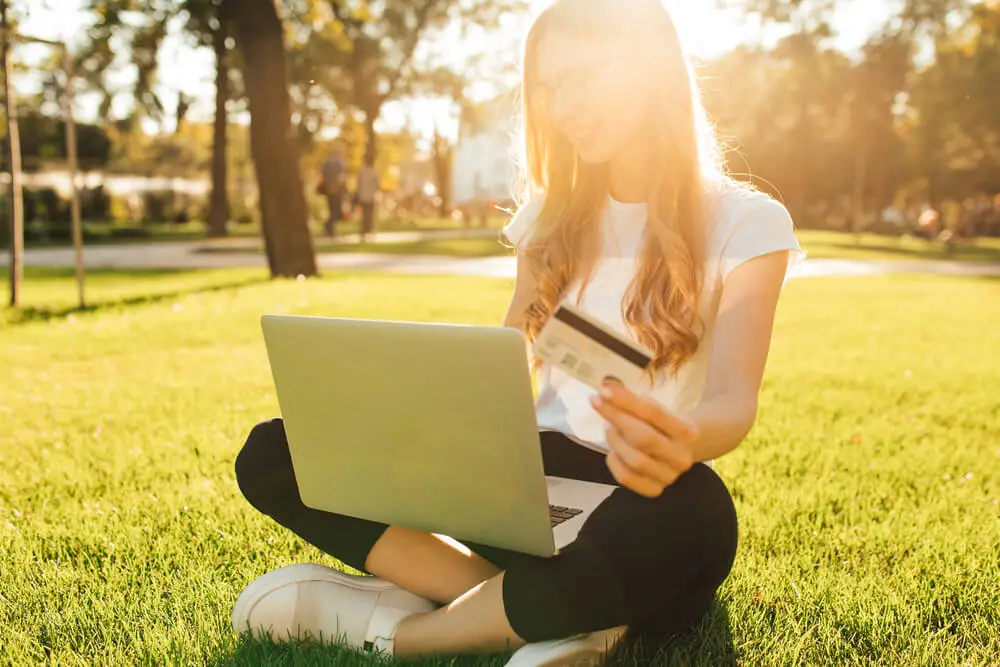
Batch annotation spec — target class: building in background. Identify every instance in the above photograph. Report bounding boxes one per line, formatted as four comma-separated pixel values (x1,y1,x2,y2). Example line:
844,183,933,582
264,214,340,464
450,89,520,218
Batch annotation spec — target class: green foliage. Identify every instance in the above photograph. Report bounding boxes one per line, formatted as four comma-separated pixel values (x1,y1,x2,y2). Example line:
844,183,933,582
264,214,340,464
704,0,999,229
282,0,526,153
907,2,1000,197
0,111,112,171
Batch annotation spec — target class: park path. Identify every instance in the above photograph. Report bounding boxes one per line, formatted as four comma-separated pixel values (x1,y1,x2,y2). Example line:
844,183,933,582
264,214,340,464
2,229,999,279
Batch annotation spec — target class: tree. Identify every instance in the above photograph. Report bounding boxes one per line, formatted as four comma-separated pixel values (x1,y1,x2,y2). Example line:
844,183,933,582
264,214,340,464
181,0,232,237
82,0,234,236
223,0,317,277
299,0,524,163
1,0,23,306
909,1,1000,204
842,32,911,229
714,0,836,30
431,124,452,217
710,0,986,230
701,31,855,224
82,1,169,126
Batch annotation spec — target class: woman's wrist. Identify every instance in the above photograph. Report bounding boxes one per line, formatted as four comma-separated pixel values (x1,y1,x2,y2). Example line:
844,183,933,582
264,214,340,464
685,393,757,462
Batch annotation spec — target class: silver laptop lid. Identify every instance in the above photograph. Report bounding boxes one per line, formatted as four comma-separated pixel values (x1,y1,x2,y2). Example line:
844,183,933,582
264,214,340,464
261,314,556,556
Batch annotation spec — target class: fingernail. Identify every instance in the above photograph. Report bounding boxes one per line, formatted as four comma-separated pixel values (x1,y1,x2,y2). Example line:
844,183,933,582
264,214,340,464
598,386,613,400
590,394,603,407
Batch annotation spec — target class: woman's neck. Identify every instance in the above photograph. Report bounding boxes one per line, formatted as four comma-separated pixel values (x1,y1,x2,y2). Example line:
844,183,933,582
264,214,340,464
608,135,653,204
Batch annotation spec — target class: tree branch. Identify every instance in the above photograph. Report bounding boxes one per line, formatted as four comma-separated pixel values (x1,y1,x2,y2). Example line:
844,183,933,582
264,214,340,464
380,0,439,105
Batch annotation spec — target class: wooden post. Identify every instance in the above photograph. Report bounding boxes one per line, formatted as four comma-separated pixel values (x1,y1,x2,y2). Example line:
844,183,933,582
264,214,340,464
1,1,24,307
64,49,84,309
1,31,85,308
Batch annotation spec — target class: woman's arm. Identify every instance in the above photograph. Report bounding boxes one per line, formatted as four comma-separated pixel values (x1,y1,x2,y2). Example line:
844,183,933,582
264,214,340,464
590,249,792,496
686,249,790,462
503,253,537,330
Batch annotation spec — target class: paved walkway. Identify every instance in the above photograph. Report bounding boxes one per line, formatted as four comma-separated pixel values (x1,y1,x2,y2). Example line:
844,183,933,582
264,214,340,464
3,234,999,280
198,227,501,249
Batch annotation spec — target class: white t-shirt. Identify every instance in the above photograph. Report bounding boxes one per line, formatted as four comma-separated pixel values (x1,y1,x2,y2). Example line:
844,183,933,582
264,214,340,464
503,179,805,454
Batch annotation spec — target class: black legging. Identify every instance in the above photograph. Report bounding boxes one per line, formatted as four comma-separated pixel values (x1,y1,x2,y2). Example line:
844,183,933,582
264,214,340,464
235,419,739,643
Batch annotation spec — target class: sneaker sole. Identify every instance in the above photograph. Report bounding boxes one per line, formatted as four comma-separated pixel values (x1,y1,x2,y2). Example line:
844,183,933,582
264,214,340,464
506,647,605,667
231,563,404,637
504,626,627,667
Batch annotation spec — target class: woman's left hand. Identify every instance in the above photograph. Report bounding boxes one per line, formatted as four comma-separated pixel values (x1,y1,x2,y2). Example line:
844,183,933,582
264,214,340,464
590,380,701,497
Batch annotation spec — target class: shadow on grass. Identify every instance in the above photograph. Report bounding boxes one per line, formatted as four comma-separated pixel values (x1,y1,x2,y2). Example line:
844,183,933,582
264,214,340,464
211,600,733,667
621,599,736,666
211,634,511,667
2,269,270,327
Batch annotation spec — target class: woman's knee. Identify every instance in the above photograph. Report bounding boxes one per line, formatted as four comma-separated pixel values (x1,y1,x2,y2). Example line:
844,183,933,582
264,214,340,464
571,464,737,623
235,419,301,517
675,463,739,578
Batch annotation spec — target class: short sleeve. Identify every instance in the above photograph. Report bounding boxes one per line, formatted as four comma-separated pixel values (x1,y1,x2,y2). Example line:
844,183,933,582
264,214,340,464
718,194,806,282
502,196,545,250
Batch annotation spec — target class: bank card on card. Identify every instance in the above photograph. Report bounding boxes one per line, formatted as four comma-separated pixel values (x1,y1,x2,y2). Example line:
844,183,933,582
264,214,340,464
531,301,653,392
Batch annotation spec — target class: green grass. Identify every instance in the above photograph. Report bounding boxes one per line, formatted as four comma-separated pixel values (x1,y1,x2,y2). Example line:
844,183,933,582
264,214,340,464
193,235,512,259
191,228,1000,264
292,235,513,258
22,216,506,249
797,229,1000,263
1,268,998,665
21,221,257,248
0,267,267,327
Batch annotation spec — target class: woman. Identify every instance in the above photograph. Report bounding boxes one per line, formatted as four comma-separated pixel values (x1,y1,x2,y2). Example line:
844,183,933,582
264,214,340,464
232,0,804,663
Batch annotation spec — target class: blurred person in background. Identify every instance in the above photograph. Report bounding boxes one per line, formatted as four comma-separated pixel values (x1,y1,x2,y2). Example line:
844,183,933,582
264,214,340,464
355,153,381,242
319,142,348,237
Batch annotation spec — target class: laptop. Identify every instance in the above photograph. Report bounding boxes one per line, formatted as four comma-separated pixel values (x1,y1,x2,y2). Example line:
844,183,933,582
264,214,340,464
260,313,617,558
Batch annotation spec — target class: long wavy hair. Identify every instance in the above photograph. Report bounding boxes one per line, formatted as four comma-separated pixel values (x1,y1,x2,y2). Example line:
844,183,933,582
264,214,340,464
518,0,725,379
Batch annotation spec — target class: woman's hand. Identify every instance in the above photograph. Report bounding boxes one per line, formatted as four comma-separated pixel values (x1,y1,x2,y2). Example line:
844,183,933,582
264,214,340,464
590,380,701,497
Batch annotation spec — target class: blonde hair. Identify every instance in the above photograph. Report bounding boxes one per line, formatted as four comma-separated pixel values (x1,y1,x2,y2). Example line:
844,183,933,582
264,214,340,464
517,0,725,379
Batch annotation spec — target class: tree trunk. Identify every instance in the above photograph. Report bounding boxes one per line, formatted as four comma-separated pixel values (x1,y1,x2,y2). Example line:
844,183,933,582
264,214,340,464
432,128,451,217
207,20,230,238
223,0,317,277
850,123,868,235
364,110,378,163
2,0,24,307
790,98,810,226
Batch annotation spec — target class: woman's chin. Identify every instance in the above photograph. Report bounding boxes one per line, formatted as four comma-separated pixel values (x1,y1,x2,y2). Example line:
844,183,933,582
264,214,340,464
577,144,609,166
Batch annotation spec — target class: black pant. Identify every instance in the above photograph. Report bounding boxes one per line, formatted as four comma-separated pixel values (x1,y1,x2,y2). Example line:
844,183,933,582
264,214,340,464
358,201,375,237
324,193,344,236
235,419,738,643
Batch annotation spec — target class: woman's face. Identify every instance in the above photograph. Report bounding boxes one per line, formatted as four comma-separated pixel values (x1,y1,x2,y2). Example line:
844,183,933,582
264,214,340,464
533,30,651,165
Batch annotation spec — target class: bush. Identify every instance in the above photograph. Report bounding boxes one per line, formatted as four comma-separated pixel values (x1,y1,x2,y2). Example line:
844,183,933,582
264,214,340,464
139,191,208,225
23,188,71,225
110,227,151,240
80,186,111,222
108,194,137,223
142,191,174,224
231,195,258,225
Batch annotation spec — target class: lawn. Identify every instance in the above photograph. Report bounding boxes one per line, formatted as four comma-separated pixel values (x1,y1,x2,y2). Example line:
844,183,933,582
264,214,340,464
1,268,998,665
194,234,513,260
312,235,511,258
189,228,1000,265
21,216,506,249
797,229,1000,264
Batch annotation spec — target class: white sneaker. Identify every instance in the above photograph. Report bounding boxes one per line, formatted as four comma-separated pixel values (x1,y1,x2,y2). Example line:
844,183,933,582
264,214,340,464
504,625,628,667
231,563,437,655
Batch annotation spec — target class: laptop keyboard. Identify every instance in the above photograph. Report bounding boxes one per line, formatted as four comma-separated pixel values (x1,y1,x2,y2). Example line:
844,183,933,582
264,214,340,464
549,505,583,527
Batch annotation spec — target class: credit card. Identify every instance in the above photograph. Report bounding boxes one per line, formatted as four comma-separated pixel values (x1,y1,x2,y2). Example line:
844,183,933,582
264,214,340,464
531,301,653,392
